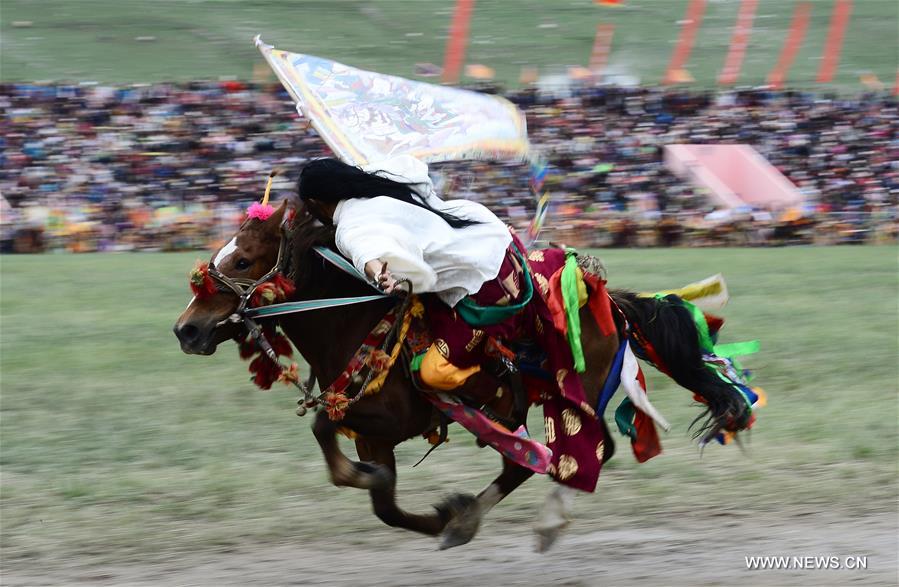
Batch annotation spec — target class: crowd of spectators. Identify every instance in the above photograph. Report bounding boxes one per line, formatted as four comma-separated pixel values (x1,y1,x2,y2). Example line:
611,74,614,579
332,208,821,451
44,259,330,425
1,81,896,253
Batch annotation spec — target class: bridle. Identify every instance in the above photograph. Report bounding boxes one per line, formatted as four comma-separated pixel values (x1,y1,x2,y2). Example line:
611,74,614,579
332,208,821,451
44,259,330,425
207,226,290,324
203,219,397,415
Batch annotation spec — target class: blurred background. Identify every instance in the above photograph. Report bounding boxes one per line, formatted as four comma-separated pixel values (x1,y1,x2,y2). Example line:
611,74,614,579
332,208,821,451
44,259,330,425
1,1,897,585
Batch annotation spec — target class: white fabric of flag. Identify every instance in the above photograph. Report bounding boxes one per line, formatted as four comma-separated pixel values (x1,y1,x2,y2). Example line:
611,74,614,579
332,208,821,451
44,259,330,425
255,36,531,168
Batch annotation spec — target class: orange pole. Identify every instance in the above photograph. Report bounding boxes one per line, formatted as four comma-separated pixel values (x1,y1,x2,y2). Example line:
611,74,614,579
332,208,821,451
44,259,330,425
589,23,616,77
766,2,812,89
718,0,758,85
663,0,707,84
441,0,476,85
816,0,853,83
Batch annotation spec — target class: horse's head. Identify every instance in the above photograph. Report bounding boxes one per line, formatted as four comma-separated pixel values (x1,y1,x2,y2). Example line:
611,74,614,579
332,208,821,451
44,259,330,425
173,200,290,355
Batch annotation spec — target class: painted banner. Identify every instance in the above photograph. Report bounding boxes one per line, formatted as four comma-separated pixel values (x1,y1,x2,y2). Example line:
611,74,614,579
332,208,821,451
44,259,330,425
816,0,853,83
255,37,530,167
717,0,757,86
767,2,812,89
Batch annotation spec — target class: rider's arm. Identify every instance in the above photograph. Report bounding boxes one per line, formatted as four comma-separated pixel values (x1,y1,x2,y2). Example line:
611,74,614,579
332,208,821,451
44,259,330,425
336,223,438,292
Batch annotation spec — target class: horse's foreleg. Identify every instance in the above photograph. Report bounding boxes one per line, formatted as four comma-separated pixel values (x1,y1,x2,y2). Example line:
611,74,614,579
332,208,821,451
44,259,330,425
439,456,535,550
311,411,392,490
354,438,449,536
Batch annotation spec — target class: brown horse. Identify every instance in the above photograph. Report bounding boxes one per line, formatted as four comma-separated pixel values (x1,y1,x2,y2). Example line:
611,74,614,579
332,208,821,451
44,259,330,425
174,200,751,550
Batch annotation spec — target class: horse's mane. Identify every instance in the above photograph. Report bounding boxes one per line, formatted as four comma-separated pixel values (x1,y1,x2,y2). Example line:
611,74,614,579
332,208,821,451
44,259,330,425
286,207,372,300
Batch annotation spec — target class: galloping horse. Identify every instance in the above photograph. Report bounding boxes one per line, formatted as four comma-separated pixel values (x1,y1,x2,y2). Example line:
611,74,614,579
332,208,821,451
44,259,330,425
174,200,751,549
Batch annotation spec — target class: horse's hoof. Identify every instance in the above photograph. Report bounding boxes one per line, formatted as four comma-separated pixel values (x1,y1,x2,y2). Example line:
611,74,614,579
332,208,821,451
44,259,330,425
437,493,481,550
534,521,568,553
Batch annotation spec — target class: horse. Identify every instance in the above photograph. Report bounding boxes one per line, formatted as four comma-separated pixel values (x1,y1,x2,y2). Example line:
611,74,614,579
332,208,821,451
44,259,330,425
174,200,751,550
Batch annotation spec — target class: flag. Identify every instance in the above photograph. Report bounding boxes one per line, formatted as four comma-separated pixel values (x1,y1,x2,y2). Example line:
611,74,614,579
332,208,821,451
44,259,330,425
255,36,530,167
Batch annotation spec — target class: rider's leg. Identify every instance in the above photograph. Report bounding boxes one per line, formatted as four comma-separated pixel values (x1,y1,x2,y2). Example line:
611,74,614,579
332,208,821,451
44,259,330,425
419,242,525,392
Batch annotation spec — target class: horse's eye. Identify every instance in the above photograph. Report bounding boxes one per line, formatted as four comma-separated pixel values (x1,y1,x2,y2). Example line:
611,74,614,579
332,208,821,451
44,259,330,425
235,258,251,271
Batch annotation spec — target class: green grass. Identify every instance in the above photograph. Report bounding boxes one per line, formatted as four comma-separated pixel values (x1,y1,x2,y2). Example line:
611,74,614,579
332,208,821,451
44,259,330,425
1,246,896,567
1,0,896,88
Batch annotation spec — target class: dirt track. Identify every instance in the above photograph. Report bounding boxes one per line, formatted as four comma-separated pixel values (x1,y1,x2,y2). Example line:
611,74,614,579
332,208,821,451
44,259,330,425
4,511,896,586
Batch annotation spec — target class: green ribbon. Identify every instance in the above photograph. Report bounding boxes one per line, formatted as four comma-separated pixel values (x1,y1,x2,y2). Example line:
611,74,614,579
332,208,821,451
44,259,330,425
654,294,759,362
714,340,761,359
561,248,586,373
614,397,638,440
455,243,534,327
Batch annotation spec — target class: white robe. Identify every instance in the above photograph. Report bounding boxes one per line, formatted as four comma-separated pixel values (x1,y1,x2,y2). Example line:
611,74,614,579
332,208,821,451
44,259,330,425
333,156,511,306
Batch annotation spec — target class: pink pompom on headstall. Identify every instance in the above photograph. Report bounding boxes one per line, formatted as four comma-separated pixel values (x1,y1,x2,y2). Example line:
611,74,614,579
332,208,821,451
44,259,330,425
246,170,280,221
246,202,275,221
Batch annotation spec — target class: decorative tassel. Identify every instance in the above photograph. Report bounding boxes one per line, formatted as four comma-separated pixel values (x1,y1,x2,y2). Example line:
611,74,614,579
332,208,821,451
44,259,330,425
189,262,217,299
277,362,299,385
249,355,282,390
238,317,295,390
270,332,293,357
238,335,257,359
246,170,280,220
324,391,350,421
250,274,296,307
247,202,275,221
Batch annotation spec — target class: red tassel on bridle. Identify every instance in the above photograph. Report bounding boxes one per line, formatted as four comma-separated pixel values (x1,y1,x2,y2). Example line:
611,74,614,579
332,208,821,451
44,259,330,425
250,273,296,307
189,262,217,299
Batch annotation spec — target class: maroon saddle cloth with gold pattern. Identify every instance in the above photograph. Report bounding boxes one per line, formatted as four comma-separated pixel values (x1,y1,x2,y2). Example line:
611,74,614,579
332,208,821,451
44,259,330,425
407,243,616,492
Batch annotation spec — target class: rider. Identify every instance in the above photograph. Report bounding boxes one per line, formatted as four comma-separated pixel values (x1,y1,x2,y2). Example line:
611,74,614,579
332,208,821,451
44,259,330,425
297,154,531,391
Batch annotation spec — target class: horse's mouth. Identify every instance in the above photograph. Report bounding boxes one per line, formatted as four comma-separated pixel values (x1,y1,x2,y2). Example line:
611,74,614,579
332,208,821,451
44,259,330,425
179,340,218,356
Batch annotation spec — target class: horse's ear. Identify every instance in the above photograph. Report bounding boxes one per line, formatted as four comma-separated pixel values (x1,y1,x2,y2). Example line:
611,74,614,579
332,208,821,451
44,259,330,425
263,200,290,232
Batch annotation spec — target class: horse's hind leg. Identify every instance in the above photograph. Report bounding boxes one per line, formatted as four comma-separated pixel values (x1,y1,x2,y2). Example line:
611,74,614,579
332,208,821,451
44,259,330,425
354,438,449,536
439,456,534,550
532,307,619,552
534,484,579,553
311,411,392,491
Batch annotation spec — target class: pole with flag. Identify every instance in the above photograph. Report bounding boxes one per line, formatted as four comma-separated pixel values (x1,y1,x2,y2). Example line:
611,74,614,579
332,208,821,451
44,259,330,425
254,36,553,245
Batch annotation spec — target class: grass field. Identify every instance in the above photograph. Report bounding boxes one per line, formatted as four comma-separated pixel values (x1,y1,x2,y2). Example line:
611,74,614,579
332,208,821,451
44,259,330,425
2,0,897,88
1,246,896,573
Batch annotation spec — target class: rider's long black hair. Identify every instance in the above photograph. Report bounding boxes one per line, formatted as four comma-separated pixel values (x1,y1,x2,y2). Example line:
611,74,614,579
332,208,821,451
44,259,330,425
297,158,479,229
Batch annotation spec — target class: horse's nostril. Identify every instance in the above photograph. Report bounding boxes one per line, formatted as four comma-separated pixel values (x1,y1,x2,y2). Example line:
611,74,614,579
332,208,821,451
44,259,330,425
176,323,200,344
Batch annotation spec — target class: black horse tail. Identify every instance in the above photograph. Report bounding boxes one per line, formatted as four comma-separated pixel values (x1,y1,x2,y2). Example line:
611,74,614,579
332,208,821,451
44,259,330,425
609,290,750,444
